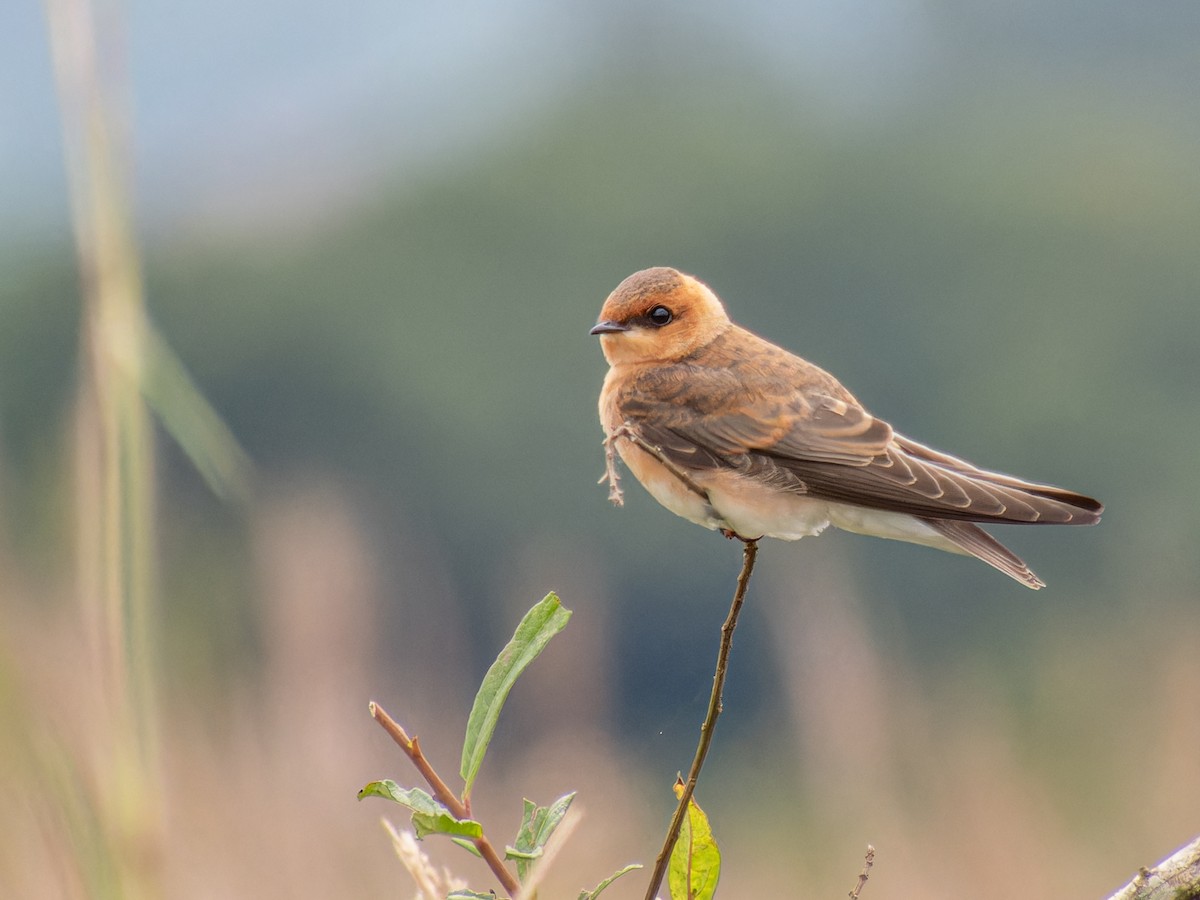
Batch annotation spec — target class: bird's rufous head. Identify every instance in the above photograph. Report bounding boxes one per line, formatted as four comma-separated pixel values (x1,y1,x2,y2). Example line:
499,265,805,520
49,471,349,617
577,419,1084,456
590,267,731,366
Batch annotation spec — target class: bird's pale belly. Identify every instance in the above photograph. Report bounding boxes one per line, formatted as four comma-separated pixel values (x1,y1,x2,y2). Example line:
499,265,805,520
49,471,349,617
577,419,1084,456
616,441,833,539
616,440,963,553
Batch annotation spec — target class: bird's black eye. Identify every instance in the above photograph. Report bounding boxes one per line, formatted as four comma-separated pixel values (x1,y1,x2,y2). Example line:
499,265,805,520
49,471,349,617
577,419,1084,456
648,305,673,327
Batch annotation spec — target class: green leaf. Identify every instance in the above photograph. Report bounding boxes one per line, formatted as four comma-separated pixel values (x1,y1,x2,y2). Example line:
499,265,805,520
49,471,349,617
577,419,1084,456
357,779,413,802
578,864,643,899
509,793,576,881
411,811,483,841
356,781,483,840
141,322,252,502
447,891,497,899
451,837,483,857
668,782,720,900
460,592,572,799
503,846,542,861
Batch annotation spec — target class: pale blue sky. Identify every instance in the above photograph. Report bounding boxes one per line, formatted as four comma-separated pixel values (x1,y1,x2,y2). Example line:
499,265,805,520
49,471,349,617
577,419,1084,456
4,0,1196,247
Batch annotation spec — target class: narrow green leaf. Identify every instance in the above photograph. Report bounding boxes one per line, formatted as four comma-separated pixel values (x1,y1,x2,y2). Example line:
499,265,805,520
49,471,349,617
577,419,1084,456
460,592,572,799
510,792,576,881
356,781,482,840
411,810,483,841
578,864,643,899
504,846,542,861
515,797,537,845
668,784,720,900
357,779,413,803
141,323,252,502
447,891,497,899
451,837,483,857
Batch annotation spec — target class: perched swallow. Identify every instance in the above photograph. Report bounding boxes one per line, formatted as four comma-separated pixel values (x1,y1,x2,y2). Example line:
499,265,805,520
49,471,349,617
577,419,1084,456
591,267,1102,589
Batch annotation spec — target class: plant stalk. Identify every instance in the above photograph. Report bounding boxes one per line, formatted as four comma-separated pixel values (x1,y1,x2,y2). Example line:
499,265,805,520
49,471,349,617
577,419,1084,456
369,702,522,897
643,539,759,900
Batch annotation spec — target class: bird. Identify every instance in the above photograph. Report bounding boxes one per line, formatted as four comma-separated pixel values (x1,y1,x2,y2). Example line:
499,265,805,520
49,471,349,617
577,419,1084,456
590,266,1102,589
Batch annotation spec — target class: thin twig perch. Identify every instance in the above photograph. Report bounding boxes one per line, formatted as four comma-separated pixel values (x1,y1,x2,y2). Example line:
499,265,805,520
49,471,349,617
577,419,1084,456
642,540,759,900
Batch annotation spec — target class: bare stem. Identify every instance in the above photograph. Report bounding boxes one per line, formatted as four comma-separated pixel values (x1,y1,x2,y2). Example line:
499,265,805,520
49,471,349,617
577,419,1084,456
849,845,876,900
599,432,625,506
643,539,759,900
368,702,521,897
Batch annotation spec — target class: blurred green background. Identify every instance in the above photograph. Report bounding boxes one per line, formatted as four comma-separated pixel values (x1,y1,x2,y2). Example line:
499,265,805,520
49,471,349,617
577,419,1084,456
3,2,1199,897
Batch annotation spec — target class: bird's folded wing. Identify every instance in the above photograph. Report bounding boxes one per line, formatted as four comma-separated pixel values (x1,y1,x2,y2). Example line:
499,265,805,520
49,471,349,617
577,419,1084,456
620,389,1101,526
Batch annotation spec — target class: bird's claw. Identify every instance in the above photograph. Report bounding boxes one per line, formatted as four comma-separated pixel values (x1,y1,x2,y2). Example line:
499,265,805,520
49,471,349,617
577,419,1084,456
721,527,762,544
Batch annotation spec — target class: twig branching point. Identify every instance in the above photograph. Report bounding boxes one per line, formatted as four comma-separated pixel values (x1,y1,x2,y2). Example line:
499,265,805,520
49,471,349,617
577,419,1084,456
642,539,759,900
368,702,521,896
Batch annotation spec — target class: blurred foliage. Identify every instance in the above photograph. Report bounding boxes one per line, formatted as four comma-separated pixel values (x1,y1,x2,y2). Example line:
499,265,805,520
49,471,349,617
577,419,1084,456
4,17,1200,734
4,6,1200,896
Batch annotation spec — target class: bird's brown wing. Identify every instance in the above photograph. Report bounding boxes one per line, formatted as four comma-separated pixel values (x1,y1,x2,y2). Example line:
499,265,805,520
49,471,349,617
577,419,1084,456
617,368,1101,526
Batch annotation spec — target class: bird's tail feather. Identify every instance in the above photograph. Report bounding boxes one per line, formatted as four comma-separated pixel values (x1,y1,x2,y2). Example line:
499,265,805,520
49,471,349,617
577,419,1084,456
920,518,1045,589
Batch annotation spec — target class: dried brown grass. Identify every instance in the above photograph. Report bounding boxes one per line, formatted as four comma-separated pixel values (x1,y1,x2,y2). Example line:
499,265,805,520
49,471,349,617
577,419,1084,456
1,479,1196,898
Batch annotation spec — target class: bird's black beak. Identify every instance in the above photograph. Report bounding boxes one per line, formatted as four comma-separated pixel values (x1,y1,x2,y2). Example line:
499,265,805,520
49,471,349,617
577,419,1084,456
590,320,629,335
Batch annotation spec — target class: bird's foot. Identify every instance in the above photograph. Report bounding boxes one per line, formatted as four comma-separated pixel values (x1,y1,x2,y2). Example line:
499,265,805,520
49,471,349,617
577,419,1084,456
721,528,762,544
